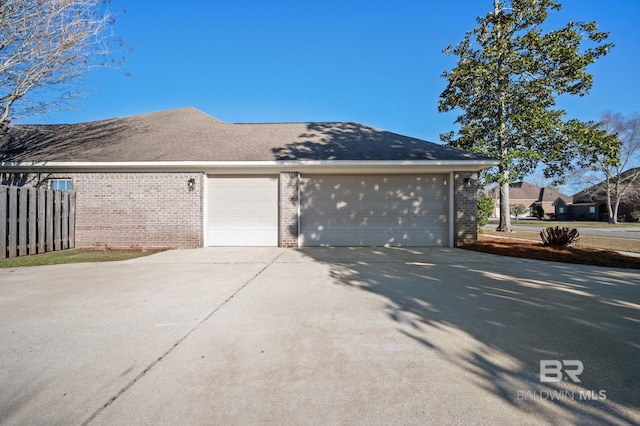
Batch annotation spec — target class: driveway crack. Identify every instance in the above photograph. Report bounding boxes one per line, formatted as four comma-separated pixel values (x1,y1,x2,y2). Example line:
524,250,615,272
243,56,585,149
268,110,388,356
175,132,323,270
82,251,284,425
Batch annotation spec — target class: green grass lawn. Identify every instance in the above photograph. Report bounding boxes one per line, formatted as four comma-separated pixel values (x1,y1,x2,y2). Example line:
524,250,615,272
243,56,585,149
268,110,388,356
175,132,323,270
0,248,165,268
488,219,640,228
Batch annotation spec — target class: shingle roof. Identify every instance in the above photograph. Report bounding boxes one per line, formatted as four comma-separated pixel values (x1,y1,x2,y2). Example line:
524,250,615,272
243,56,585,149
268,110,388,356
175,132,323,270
539,187,573,204
490,181,573,203
573,167,640,202
0,107,493,162
508,182,542,201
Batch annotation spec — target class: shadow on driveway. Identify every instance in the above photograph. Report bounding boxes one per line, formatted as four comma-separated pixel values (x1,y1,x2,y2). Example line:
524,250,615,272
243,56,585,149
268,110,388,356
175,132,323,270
298,247,640,425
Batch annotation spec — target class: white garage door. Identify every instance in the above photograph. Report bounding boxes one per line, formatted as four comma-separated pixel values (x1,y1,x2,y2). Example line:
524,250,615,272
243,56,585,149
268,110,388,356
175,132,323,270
207,176,278,246
300,174,449,247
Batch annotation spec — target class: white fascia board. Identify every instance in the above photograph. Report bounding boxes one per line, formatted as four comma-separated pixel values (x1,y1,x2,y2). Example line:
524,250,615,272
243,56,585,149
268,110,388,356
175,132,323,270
0,159,499,174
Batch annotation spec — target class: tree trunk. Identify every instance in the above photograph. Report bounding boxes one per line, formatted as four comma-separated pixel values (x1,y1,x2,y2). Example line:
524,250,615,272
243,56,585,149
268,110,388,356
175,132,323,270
611,177,621,223
497,168,511,231
494,1,510,233
606,176,616,224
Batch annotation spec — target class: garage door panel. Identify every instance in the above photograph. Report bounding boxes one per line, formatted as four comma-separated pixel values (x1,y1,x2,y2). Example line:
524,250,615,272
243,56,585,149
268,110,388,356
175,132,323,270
301,175,449,247
208,176,278,246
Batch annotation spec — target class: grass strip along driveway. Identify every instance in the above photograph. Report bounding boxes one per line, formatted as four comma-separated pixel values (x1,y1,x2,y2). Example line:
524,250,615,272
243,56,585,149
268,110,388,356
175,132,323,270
0,249,164,268
483,222,640,254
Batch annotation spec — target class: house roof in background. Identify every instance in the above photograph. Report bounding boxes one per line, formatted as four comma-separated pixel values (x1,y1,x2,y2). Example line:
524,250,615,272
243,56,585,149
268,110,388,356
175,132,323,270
573,167,640,202
538,187,573,204
491,181,573,204
0,107,493,163
508,182,542,201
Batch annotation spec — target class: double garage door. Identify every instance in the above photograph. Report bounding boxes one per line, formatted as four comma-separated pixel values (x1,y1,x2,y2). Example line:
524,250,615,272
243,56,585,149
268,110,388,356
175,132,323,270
300,174,449,247
207,174,449,247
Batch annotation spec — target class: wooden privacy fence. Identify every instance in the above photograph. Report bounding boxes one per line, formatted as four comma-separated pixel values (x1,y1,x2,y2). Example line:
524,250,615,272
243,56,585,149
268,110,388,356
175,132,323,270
0,185,76,259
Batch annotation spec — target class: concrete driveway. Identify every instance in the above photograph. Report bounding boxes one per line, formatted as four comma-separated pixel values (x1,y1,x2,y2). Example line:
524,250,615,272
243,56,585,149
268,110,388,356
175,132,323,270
1,247,639,425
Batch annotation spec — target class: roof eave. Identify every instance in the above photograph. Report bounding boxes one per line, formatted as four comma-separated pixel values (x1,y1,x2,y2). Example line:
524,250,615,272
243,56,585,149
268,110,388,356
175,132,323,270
0,159,499,174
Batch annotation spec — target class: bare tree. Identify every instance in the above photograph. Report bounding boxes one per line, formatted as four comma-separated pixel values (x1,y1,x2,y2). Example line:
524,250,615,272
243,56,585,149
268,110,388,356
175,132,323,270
571,111,640,223
0,0,125,127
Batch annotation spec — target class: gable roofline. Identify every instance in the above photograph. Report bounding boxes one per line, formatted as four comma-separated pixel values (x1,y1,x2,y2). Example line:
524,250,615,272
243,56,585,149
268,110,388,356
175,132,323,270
1,107,496,163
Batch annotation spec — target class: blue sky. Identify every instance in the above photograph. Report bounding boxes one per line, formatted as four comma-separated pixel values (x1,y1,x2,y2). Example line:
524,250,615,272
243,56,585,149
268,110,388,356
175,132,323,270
29,0,640,145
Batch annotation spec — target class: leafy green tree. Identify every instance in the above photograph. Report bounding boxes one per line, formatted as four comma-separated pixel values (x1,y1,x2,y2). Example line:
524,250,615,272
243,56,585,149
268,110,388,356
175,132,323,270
439,0,613,232
510,204,528,220
532,204,545,219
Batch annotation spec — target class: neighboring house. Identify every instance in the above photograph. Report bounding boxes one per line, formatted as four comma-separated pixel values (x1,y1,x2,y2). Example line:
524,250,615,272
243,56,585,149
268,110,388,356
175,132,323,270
489,182,572,218
556,199,599,221
0,107,497,248
570,167,640,222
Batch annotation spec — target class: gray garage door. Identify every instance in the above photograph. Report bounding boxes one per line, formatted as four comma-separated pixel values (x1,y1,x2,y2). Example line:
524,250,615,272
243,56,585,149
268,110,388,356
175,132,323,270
207,176,278,246
300,174,449,247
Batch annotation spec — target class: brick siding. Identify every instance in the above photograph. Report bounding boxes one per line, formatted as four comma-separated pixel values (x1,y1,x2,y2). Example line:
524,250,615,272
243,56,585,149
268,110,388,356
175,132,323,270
1,172,204,249
279,172,299,247
453,171,478,247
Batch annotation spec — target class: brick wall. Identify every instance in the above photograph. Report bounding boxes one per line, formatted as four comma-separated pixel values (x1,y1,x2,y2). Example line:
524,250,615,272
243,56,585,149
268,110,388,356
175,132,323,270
1,172,204,249
279,172,299,247
2,170,480,249
453,171,478,247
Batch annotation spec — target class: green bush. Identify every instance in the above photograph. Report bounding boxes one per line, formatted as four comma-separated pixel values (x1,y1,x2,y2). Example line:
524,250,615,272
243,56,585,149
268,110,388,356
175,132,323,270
477,196,494,231
540,226,580,247
532,205,545,220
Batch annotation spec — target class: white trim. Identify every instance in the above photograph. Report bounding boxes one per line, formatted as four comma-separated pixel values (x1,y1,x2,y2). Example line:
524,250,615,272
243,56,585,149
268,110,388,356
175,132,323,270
449,172,455,248
202,174,209,247
0,159,498,174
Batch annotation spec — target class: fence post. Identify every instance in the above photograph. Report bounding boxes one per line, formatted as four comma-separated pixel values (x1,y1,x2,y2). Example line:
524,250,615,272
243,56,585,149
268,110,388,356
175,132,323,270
8,186,18,258
46,189,53,252
0,186,6,259
18,188,28,256
38,188,46,254
54,190,62,251
28,188,37,255
69,192,76,249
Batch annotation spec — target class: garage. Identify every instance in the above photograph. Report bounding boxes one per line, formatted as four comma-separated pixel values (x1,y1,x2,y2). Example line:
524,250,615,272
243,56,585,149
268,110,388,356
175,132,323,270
300,174,450,247
207,176,278,246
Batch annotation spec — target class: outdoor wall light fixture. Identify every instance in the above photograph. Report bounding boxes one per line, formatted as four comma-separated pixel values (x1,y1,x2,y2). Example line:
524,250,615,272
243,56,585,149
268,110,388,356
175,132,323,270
187,178,195,191
464,178,472,188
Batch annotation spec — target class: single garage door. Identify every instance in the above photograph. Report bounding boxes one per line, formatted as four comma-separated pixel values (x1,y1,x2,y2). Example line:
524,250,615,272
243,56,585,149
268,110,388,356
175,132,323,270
300,174,449,247
207,176,278,246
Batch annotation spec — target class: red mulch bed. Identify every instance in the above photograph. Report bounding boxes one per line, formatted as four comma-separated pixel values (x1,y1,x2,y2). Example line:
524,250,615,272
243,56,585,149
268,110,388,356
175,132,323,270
462,235,640,269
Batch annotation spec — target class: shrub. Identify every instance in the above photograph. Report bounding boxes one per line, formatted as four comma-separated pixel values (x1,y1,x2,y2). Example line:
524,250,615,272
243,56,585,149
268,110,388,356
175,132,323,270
540,226,580,247
477,197,494,231
532,205,545,220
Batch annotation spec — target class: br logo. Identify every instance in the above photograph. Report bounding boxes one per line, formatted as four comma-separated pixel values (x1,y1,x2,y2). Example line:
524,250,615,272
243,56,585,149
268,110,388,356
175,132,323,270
540,360,584,383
